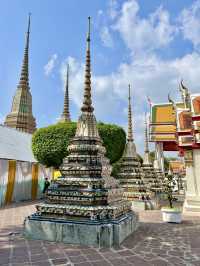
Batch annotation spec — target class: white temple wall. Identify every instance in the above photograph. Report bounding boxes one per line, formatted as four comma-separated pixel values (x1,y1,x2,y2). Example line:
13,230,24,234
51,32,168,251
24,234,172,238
193,149,200,195
184,149,200,212
12,161,32,202
0,160,9,206
154,142,164,173
0,159,53,207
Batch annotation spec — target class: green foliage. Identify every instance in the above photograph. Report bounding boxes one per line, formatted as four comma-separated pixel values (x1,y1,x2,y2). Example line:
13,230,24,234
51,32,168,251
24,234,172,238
164,173,176,208
32,121,126,168
97,122,126,164
111,162,121,177
32,122,76,168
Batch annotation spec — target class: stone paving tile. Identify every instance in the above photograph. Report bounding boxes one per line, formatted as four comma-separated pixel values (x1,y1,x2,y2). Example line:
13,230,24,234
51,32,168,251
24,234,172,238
151,259,169,266
109,258,133,266
84,253,105,261
90,261,112,266
74,262,92,266
32,261,52,266
125,255,151,266
101,251,121,260
30,253,49,263
68,255,88,263
1,201,200,266
51,257,69,265
64,249,82,256
117,249,134,257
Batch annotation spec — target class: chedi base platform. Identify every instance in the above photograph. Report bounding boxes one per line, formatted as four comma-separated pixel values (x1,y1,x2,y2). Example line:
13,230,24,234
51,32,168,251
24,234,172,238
24,212,138,248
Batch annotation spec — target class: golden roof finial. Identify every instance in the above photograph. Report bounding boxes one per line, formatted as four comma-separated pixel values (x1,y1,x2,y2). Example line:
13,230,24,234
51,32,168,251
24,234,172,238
179,79,191,109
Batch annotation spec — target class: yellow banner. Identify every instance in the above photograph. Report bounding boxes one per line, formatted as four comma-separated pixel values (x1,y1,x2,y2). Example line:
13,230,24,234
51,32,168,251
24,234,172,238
5,160,16,204
31,163,39,200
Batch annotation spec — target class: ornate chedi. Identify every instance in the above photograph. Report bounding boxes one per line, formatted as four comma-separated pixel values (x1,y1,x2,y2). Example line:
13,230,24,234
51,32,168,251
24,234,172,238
116,85,145,206
172,81,200,212
4,14,36,134
24,17,137,247
59,64,71,122
142,115,161,197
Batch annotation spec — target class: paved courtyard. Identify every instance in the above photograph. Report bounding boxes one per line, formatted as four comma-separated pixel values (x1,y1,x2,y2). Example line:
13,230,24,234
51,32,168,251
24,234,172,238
0,201,200,266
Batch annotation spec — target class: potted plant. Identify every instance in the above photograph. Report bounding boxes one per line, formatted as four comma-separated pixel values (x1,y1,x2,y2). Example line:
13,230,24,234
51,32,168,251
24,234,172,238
161,171,182,223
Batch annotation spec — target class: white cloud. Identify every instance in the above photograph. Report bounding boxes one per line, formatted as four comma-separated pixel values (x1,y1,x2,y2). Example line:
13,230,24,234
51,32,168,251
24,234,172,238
98,9,103,16
179,0,200,49
108,0,119,20
113,0,177,55
0,113,5,124
44,54,58,76
100,26,114,48
58,0,200,154
60,51,200,153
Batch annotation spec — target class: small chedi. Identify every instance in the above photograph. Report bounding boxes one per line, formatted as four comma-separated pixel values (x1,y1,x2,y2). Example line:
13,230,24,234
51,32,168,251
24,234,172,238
116,85,146,208
24,17,138,247
142,116,162,207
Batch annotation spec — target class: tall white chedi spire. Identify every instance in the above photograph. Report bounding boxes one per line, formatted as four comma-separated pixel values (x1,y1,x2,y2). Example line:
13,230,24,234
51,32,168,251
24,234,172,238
59,64,71,122
75,17,100,139
4,13,36,133
123,84,137,158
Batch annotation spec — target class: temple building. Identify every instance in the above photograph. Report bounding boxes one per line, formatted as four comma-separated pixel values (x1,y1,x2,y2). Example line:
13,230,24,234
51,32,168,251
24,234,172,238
24,17,137,247
142,115,161,198
173,82,200,211
4,14,36,134
150,80,200,212
116,85,145,208
59,64,71,122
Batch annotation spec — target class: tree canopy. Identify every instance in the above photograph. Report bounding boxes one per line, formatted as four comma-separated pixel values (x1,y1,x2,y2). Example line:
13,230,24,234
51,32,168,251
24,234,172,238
32,121,126,168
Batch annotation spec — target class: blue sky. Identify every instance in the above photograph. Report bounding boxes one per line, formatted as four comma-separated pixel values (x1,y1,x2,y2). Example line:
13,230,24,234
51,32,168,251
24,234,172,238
1,0,200,154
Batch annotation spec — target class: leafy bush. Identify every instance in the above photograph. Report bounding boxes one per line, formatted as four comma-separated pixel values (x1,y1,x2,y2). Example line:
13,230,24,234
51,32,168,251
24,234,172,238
97,122,126,164
32,122,76,168
32,121,126,168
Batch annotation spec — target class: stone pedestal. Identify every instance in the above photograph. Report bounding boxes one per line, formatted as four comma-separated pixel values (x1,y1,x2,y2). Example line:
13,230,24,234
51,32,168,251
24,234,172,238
24,212,138,248
184,150,200,212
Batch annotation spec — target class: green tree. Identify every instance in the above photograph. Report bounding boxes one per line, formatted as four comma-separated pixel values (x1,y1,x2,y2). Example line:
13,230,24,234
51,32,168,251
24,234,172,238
32,122,76,168
32,121,126,168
